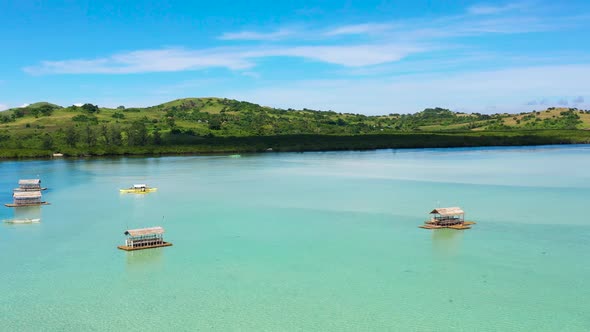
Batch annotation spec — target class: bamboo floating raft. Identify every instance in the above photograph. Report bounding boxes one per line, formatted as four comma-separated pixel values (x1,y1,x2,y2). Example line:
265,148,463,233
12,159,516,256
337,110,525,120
4,191,49,207
420,207,476,230
117,226,172,251
118,242,173,251
13,188,48,192
419,221,476,230
5,202,50,207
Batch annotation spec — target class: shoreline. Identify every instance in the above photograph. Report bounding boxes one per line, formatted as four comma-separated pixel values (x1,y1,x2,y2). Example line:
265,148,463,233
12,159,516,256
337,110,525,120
2,131,589,161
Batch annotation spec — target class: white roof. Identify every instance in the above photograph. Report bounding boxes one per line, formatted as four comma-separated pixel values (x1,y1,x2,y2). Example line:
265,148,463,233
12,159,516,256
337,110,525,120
430,207,464,216
18,179,41,185
133,184,147,188
13,191,42,198
125,226,165,236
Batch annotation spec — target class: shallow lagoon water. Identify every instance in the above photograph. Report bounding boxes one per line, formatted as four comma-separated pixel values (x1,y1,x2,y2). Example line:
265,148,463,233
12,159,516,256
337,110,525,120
1,146,589,331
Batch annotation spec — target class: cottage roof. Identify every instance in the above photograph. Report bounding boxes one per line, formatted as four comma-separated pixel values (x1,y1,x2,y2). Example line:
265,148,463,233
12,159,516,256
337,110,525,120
125,226,164,237
430,207,464,216
18,179,41,185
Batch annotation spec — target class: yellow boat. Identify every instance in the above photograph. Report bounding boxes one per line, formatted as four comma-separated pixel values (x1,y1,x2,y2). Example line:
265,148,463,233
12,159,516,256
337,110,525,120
119,184,158,194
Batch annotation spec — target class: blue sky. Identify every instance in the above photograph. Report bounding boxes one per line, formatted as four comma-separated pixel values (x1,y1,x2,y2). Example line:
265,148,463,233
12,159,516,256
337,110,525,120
1,0,589,114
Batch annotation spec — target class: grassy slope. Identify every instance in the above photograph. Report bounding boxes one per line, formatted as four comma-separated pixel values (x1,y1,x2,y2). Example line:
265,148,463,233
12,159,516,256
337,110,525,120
502,108,590,127
1,98,590,158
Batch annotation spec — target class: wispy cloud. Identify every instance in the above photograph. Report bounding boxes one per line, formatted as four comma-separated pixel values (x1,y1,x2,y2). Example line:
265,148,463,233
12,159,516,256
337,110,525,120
26,10,553,76
255,44,426,67
24,48,254,74
228,65,590,114
24,43,427,75
217,3,565,48
0,104,8,111
324,23,394,36
219,29,294,41
222,6,547,42
468,2,528,15
23,1,584,78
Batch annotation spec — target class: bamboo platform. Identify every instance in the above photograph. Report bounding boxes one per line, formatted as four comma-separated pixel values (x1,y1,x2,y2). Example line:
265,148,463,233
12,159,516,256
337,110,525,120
13,188,48,192
117,242,173,251
420,221,476,230
4,202,50,207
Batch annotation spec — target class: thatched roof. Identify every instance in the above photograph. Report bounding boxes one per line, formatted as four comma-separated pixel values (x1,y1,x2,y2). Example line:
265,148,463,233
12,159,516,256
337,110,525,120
13,191,42,198
125,226,164,237
18,179,40,185
430,207,464,216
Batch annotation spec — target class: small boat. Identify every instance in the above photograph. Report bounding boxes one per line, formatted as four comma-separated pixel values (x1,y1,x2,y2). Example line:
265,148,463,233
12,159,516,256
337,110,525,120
3,218,41,224
119,184,157,194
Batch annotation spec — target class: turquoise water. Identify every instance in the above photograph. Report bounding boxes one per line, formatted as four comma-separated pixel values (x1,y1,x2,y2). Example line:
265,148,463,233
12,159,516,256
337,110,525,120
1,146,589,331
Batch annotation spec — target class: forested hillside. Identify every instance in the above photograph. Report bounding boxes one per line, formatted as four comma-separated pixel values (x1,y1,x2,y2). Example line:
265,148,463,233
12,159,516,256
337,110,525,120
1,98,589,158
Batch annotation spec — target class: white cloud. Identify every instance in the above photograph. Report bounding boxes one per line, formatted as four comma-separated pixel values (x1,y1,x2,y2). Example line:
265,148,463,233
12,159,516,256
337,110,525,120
228,64,590,114
252,44,425,67
221,9,550,43
24,43,427,75
21,0,590,118
74,103,83,106
24,48,254,75
468,2,527,15
0,104,8,111
25,2,576,77
19,103,30,108
219,28,294,41
324,23,394,36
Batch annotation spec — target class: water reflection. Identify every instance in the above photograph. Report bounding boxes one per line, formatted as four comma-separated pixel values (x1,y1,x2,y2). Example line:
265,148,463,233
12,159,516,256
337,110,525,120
12,206,42,220
431,229,463,257
124,247,165,271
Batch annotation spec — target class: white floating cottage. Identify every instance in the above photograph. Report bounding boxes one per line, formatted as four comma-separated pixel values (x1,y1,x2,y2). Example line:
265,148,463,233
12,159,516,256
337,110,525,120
117,226,172,251
420,207,476,230
14,179,47,192
5,191,49,207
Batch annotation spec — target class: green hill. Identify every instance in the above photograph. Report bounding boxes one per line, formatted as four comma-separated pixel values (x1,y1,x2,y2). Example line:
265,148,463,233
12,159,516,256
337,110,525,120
1,98,590,158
